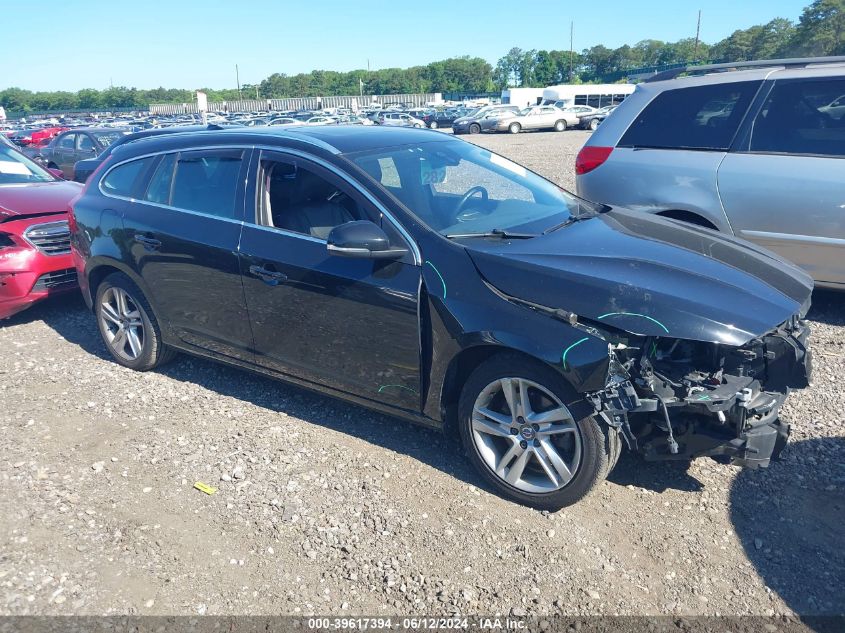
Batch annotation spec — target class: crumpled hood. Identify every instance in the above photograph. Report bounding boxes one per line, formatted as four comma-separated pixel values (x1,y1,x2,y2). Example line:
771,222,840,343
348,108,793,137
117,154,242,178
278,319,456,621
467,208,813,346
0,181,82,221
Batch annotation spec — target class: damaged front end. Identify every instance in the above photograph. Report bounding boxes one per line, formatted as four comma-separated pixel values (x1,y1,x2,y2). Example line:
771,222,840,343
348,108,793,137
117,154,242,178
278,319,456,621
587,316,812,468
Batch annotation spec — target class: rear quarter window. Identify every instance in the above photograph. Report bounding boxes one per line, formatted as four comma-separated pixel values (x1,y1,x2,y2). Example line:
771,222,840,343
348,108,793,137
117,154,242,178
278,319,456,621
101,157,155,197
618,81,762,151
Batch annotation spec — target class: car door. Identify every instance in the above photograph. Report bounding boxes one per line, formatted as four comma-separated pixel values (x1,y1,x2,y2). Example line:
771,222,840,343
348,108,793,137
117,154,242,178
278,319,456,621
53,132,76,176
718,77,845,286
107,147,256,360
238,149,422,411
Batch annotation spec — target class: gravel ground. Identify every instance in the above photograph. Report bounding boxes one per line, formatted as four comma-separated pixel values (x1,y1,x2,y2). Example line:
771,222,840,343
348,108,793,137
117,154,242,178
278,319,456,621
1,130,843,619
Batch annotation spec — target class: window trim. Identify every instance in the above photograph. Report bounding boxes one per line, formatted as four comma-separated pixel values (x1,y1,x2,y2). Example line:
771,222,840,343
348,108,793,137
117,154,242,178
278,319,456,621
617,80,765,152
99,145,250,222
98,144,421,265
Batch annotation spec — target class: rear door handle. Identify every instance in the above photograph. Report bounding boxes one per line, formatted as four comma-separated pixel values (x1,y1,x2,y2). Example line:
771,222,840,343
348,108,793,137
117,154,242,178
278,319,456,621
133,234,161,251
249,264,288,285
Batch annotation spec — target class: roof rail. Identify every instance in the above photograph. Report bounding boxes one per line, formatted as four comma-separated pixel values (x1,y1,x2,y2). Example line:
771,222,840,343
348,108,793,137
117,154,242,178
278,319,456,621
643,56,845,83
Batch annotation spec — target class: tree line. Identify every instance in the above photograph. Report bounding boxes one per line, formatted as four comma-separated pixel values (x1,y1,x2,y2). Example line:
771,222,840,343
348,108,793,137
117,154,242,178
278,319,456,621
2,0,842,115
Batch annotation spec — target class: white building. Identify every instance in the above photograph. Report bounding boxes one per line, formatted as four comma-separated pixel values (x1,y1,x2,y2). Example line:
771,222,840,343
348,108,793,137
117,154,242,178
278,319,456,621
501,87,547,107
541,83,635,108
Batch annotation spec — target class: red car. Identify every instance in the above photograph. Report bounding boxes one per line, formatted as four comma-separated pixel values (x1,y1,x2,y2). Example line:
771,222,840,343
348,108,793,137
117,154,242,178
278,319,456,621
0,144,83,319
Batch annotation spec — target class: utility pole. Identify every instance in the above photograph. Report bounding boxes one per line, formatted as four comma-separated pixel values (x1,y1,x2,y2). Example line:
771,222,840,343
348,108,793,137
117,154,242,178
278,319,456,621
255,85,259,100
569,21,574,83
236,64,241,100
693,10,702,62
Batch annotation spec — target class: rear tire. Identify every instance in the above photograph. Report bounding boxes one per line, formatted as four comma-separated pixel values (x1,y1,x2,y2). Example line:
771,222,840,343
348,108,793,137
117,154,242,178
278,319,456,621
508,122,521,134
94,272,176,371
469,123,481,135
458,353,611,510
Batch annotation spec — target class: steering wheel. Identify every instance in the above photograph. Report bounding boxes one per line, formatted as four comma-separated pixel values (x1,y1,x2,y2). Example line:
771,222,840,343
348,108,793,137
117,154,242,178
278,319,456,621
454,186,489,222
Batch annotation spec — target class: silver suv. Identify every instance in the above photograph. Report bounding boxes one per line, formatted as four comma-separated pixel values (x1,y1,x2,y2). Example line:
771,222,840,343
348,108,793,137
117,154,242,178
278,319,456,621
576,57,845,289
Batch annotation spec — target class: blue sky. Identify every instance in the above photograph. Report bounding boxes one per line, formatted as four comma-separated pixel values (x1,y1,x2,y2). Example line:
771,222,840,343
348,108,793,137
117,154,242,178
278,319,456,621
1,0,808,91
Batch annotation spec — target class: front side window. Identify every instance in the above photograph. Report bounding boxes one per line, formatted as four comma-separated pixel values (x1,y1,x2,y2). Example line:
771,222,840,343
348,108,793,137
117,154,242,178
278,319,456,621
101,157,155,197
748,79,845,157
78,134,95,152
349,139,598,237
170,149,244,218
257,155,372,240
619,80,762,151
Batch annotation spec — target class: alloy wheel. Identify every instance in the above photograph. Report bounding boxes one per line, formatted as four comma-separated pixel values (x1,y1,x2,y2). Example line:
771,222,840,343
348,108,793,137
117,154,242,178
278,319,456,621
99,286,145,361
471,377,582,493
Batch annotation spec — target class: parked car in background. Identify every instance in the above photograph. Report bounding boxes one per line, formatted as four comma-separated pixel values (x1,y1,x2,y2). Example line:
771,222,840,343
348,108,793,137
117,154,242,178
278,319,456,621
0,144,82,319
424,110,462,129
71,125,811,509
495,106,579,133
377,112,425,127
576,56,845,289
558,104,598,117
578,105,618,130
36,128,130,180
72,124,232,183
452,105,521,134
268,117,302,126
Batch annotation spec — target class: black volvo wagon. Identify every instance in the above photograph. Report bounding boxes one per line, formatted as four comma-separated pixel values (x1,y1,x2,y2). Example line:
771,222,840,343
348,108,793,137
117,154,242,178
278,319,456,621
70,126,812,509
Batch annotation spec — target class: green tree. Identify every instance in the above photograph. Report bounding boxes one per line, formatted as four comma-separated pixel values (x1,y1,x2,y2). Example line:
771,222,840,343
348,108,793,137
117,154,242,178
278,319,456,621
790,0,845,55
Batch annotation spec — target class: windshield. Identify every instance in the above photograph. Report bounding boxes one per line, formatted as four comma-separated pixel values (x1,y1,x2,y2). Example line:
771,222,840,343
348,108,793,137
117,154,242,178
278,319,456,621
92,131,126,147
0,146,55,184
348,139,598,237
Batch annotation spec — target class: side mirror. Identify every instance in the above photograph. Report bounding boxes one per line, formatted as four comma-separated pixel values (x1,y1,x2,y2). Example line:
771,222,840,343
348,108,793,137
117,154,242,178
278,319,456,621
326,220,407,260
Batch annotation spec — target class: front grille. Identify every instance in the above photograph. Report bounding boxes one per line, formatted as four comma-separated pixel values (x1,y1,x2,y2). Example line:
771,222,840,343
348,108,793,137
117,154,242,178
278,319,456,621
24,220,71,255
31,268,77,292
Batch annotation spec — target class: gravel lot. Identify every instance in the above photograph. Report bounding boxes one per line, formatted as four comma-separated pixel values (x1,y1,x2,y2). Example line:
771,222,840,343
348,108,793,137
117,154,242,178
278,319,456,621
1,130,843,619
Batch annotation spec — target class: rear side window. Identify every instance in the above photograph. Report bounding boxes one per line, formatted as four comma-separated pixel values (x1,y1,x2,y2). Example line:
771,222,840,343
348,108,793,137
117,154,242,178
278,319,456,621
144,153,176,204
101,157,154,197
170,149,244,219
618,81,761,151
748,78,845,157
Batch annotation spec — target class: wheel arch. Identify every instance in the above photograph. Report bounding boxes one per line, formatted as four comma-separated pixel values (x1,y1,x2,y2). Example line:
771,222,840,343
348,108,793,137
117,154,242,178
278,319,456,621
438,339,605,435
85,257,176,342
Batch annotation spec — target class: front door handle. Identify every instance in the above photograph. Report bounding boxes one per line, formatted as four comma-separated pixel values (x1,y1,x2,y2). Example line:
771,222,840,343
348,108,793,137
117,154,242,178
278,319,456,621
249,264,288,285
133,234,161,251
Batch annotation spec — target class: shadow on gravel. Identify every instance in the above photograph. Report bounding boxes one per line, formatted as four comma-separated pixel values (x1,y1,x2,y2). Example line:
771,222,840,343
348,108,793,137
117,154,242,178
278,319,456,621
39,295,490,495
607,452,704,493
806,288,845,326
729,437,845,622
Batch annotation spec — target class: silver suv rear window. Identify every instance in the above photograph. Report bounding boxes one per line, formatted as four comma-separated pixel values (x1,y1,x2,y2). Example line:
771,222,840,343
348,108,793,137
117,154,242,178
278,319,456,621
618,81,762,151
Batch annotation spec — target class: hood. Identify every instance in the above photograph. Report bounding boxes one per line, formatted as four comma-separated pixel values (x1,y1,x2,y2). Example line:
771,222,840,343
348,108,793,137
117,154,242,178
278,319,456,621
466,208,813,346
0,180,83,221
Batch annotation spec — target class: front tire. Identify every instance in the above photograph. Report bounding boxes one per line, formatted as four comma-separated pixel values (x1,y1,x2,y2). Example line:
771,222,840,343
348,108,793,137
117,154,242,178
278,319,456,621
458,354,612,510
469,123,481,135
95,272,176,371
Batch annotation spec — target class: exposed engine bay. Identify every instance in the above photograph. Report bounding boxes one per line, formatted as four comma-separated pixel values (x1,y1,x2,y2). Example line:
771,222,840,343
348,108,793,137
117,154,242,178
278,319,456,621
586,315,812,468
